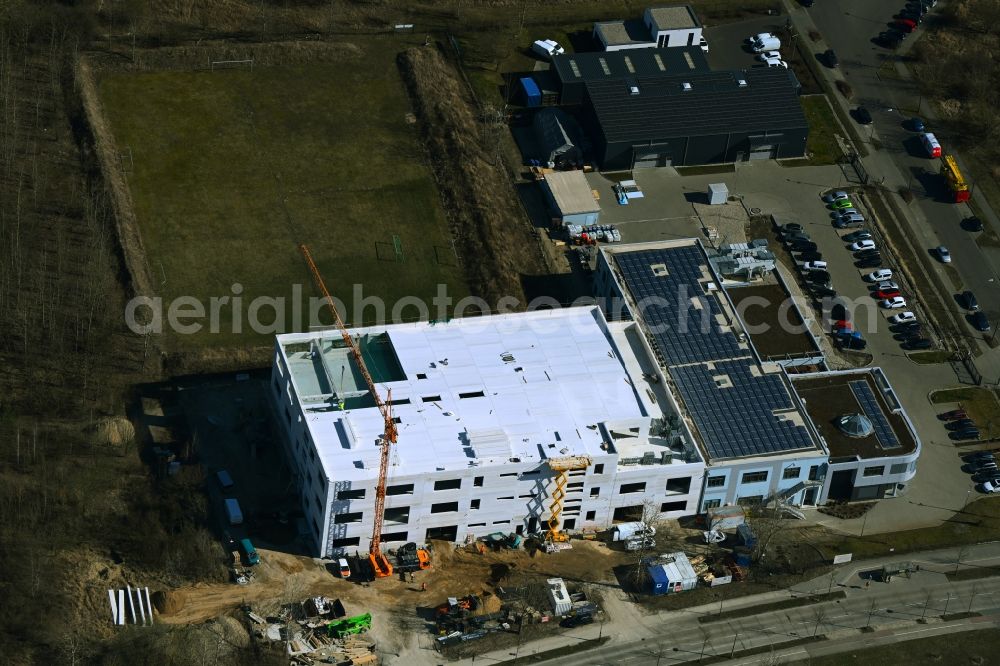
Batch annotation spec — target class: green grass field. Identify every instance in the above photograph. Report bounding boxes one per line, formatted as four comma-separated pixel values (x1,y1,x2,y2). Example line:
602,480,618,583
99,42,467,349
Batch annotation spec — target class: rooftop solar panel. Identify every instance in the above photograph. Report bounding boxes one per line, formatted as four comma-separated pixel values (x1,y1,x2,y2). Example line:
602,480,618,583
613,245,818,460
849,380,900,450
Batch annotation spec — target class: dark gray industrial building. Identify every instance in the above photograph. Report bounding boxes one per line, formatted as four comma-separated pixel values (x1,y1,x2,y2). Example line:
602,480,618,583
581,68,808,169
551,47,709,105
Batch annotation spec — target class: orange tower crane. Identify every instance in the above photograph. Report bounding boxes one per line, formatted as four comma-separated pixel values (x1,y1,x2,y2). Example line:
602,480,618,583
300,244,395,578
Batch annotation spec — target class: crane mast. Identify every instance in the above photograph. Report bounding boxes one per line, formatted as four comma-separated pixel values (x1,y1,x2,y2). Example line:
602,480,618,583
300,244,395,577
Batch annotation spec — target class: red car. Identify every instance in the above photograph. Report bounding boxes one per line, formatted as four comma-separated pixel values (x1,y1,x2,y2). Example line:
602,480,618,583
894,18,917,32
833,319,852,332
875,289,901,300
938,409,968,421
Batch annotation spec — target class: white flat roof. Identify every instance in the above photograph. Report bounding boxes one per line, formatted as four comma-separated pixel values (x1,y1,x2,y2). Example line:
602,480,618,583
545,171,600,216
279,307,655,482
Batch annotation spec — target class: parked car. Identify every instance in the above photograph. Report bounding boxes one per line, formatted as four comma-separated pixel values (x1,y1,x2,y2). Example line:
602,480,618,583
845,230,873,242
830,199,856,210
531,39,565,59
797,251,823,262
855,249,882,260
338,558,352,578
898,9,924,23
783,231,811,243
854,107,873,124
894,330,922,342
780,222,804,234
802,260,828,271
981,480,1000,494
972,471,1000,484
561,613,594,628
805,270,832,285
908,116,926,132
903,337,933,350
835,214,865,229
940,409,969,421
881,296,907,309
850,239,877,251
964,216,984,232
971,311,991,332
876,280,900,291
699,37,709,53
824,49,839,67
876,31,903,49
757,50,782,62
811,285,837,298
894,18,917,32
951,429,982,441
964,450,994,460
790,241,818,253
823,190,851,203
935,245,952,262
840,335,868,350
946,419,977,431
855,256,884,269
959,291,980,311
875,289,901,300
889,310,915,324
867,269,894,282
830,303,849,320
764,58,788,69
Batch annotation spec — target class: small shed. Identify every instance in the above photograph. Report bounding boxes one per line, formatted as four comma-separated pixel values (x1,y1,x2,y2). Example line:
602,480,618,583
533,108,584,169
708,182,728,205
546,577,572,615
542,171,600,226
647,552,698,595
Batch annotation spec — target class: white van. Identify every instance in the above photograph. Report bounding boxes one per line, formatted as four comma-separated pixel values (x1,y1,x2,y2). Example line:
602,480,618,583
920,132,941,158
531,39,565,59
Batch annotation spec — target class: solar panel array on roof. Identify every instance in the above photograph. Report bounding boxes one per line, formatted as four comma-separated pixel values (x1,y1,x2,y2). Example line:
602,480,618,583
613,244,817,460
586,68,805,143
849,380,900,450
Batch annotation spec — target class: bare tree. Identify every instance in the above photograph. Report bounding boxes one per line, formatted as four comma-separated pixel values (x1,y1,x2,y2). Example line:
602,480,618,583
743,503,788,565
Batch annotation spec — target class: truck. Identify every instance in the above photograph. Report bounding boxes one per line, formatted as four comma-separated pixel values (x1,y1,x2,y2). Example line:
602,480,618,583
611,522,656,542
224,498,243,525
751,35,781,53
239,538,260,565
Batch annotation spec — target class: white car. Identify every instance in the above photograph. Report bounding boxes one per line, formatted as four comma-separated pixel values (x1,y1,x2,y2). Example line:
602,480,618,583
936,245,952,263
822,190,851,203
866,269,893,282
338,558,351,578
889,311,917,324
765,58,788,69
983,480,1000,494
877,280,900,291
831,208,858,218
757,50,781,61
802,261,828,271
850,240,876,251
881,297,907,309
699,37,709,53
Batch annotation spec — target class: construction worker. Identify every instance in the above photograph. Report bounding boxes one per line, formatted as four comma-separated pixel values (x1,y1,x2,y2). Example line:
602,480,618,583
421,582,427,592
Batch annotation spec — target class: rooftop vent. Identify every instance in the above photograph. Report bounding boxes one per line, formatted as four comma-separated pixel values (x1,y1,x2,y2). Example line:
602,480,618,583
681,82,692,91
629,83,640,96
737,78,748,87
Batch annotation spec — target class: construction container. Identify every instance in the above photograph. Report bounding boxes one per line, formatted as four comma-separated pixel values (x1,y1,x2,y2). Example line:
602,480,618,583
647,553,698,595
706,506,745,531
611,522,656,542
737,524,757,549
708,183,728,205
520,77,542,108
547,578,572,615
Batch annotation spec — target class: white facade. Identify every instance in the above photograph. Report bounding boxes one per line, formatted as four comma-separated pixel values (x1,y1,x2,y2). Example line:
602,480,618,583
594,6,703,52
271,307,705,558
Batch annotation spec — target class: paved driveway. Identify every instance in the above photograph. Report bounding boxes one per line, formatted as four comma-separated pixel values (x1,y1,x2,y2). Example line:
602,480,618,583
702,16,784,71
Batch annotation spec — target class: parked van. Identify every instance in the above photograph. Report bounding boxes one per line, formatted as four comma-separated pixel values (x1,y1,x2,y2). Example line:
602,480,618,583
531,39,565,59
752,36,781,53
239,538,260,566
216,469,234,490
835,213,866,228
611,521,656,542
224,498,243,525
920,132,941,158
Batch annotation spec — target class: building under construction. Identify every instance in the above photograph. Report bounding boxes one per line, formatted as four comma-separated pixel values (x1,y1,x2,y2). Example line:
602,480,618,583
272,306,706,557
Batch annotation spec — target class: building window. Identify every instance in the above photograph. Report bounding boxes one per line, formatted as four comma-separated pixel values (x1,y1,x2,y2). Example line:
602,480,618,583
594,464,604,474
707,475,725,488
521,470,540,477
492,520,511,525
336,489,365,500
387,483,414,496
431,502,459,514
666,477,691,494
329,537,360,548
380,531,408,542
334,512,363,524
498,496,514,500
590,487,601,498
469,522,486,527
737,495,764,507
703,499,721,510
459,390,485,399
500,472,518,478
808,465,820,481
470,499,481,510
619,482,646,494
384,507,410,525
783,467,801,480
474,476,484,487
741,471,768,484
434,479,462,491
890,463,908,475
863,466,885,477
562,518,576,530
567,482,584,490
586,511,596,521
661,501,686,512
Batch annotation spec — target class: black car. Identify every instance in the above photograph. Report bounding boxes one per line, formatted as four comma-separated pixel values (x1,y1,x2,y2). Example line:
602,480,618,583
790,241,818,253
855,107,873,124
811,286,838,298
830,303,849,320
805,270,831,284
951,429,982,441
855,249,881,259
959,291,979,311
856,256,884,268
964,216,984,232
780,223,805,234
797,251,823,262
903,337,933,350
971,311,991,332
946,419,977,431
560,613,594,628
824,49,839,68
840,336,868,350
898,9,924,23
965,451,996,462
892,324,922,337
894,330,922,342
876,32,902,49
905,2,929,14
800,0,815,6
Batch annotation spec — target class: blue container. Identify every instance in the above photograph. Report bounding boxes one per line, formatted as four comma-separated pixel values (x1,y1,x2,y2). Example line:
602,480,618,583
520,77,541,108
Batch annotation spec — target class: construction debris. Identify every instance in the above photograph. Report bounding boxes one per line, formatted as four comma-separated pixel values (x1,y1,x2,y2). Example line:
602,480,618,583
108,585,154,626
249,598,378,665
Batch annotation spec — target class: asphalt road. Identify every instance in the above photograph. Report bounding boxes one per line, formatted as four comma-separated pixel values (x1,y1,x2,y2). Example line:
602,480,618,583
797,0,1000,341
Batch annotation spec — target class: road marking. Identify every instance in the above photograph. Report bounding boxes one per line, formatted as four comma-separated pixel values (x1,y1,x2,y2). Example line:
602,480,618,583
896,625,950,637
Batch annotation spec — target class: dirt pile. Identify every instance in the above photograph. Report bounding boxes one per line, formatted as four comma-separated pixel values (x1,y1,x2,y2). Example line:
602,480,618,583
398,46,546,310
